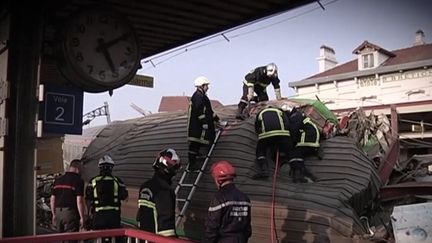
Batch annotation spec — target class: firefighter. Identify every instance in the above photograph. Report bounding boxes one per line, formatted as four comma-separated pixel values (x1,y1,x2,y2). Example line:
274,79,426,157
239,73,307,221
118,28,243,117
236,63,282,119
50,159,86,233
85,155,128,232
253,106,293,179
187,76,220,171
284,107,319,183
202,160,252,243
136,148,181,237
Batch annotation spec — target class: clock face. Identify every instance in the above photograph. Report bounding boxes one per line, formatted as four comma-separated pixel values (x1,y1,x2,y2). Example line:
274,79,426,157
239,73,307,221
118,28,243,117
61,7,140,91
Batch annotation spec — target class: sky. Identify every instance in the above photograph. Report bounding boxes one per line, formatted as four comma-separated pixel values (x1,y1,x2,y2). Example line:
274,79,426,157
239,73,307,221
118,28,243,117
83,0,432,126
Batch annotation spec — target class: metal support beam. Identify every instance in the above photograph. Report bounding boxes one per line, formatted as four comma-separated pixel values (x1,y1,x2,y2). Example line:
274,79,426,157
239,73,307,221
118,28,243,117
378,139,400,186
378,105,400,186
380,181,432,201
0,8,10,238
390,105,399,139
82,102,111,126
104,102,111,124
3,2,43,236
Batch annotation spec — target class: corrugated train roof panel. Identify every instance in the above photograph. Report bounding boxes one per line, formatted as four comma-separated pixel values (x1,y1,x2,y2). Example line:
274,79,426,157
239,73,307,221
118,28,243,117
82,106,380,242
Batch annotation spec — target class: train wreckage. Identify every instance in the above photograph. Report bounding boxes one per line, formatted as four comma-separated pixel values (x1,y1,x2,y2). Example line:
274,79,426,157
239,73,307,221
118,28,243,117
49,99,432,242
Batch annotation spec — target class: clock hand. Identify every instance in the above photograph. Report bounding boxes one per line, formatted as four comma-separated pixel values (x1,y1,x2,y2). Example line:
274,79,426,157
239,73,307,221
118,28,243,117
96,38,116,73
96,33,131,51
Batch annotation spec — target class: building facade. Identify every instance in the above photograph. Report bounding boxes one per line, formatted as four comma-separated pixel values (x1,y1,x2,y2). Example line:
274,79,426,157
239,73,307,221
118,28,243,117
289,30,432,161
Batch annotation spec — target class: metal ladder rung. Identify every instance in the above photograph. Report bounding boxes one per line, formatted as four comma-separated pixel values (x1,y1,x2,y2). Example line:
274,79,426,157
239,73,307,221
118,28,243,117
178,183,194,187
185,169,202,173
175,123,227,227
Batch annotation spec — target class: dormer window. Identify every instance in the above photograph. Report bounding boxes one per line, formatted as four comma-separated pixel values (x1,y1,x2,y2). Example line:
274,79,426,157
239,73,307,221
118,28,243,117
362,53,374,69
353,41,395,71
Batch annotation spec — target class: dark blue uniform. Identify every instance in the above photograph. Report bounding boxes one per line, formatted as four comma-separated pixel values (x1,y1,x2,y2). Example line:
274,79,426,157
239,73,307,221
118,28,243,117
289,109,320,160
253,107,293,179
137,173,176,237
237,66,281,115
244,66,280,101
202,184,252,243
287,108,320,182
187,88,219,169
86,174,128,230
51,172,84,232
187,88,219,145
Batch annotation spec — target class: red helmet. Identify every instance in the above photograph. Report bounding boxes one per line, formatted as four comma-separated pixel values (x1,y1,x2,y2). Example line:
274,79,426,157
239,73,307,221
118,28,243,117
153,148,181,176
211,160,236,183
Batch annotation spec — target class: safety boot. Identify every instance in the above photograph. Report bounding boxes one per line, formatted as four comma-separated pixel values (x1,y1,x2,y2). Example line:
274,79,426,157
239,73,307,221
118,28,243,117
316,147,324,160
236,102,248,120
303,167,317,182
289,160,308,183
279,162,291,175
187,153,201,172
236,107,245,120
252,157,270,180
293,166,308,183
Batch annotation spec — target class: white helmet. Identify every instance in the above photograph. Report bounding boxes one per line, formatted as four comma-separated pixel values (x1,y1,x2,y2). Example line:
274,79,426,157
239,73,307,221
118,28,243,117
98,155,115,167
266,63,278,77
194,76,211,87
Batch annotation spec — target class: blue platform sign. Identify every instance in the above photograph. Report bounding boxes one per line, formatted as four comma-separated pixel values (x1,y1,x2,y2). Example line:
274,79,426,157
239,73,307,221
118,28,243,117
40,84,83,135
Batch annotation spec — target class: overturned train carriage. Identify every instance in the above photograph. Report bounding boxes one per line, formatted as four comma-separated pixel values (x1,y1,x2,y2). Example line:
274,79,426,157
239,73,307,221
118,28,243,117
81,105,380,243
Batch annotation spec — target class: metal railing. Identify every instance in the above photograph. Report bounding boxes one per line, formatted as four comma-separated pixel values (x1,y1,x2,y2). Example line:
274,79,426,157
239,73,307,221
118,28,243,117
0,228,196,243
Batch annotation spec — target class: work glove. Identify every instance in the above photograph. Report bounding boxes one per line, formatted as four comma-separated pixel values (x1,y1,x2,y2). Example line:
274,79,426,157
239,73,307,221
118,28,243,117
247,86,254,101
275,88,282,100
202,124,208,130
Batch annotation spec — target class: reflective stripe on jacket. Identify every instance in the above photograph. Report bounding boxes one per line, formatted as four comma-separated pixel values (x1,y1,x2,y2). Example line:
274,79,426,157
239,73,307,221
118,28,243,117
187,89,219,145
255,107,290,140
289,110,320,148
86,175,128,213
243,66,280,90
202,183,252,243
297,117,320,147
136,173,176,237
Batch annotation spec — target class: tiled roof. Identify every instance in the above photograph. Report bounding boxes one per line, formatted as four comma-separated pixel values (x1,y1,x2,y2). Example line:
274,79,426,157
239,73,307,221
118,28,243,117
352,40,395,57
295,42,432,83
384,43,432,65
158,96,223,112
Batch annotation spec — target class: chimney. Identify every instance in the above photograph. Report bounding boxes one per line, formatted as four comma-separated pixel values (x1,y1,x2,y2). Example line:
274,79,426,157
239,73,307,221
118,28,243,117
317,45,337,73
414,29,426,46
